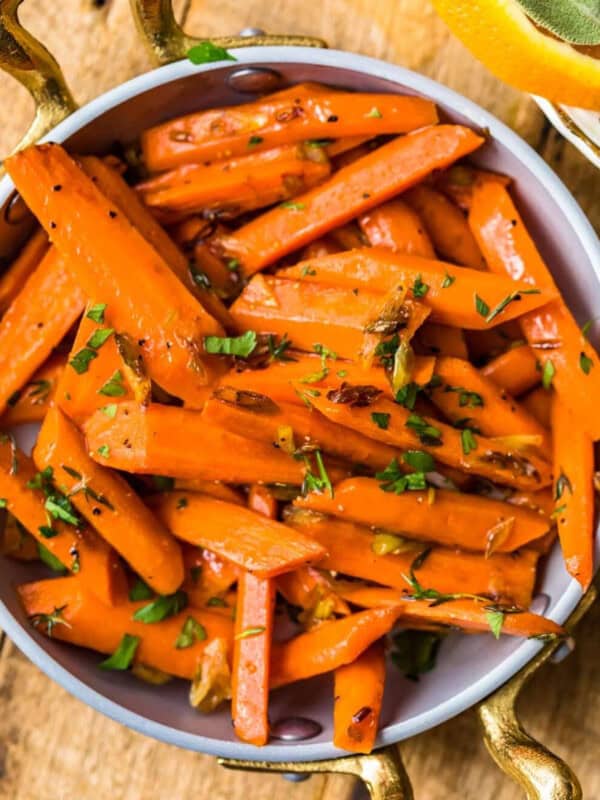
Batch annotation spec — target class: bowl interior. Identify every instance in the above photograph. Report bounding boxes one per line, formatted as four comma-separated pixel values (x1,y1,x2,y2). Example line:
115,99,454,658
0,48,598,762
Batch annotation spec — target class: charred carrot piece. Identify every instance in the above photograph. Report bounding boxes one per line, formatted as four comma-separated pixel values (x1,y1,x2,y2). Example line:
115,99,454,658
480,345,540,396
285,508,538,608
219,125,484,275
6,144,225,405
277,566,350,620
202,393,402,473
270,606,400,688
138,144,331,219
335,587,564,638
521,386,552,428
18,575,233,679
83,401,331,485
151,492,326,578
79,156,233,331
404,184,486,269
359,199,435,257
303,386,552,490
416,323,468,359
434,165,511,212
551,396,594,589
0,439,125,605
296,477,549,553
56,307,138,425
232,571,275,745
0,227,49,315
430,356,550,449
248,484,278,520
0,248,85,416
333,642,386,754
219,353,435,406
141,86,438,171
469,181,600,440
35,407,184,595
278,249,556,330
170,218,237,300
230,275,387,359
1,352,64,426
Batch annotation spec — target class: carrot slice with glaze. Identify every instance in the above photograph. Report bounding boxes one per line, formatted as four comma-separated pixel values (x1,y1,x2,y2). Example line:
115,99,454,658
333,642,386,753
551,396,594,589
295,477,549,552
359,199,435,257
232,572,275,745
151,492,326,578
469,181,600,440
18,575,233,679
285,509,538,608
0,227,49,315
219,125,484,275
141,86,438,171
270,606,400,688
35,406,184,595
83,401,340,485
0,440,125,605
6,143,225,405
480,345,540,396
278,249,557,329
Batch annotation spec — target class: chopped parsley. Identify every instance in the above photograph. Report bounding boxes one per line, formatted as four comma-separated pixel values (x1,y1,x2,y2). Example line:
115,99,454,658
175,616,207,649
133,591,188,624
461,427,478,456
38,543,66,573
555,470,573,500
97,445,110,459
86,328,114,349
371,412,390,430
376,458,427,494
0,498,6,508
69,347,98,375
86,304,107,324
226,258,240,272
541,359,555,390
475,294,490,318
129,578,154,602
412,274,429,299
248,135,264,146
365,106,383,118
405,413,443,446
403,450,435,472
98,370,127,397
187,41,237,64
395,382,419,410
486,609,505,639
204,330,257,357
300,265,317,277
302,451,333,498
580,352,593,375
444,385,484,408
441,272,455,289
100,404,118,419
99,633,140,670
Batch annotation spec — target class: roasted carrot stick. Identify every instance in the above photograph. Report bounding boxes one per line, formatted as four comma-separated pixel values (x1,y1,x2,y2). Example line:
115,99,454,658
333,642,386,753
434,165,511,212
138,144,331,219
430,356,550,449
202,393,402,473
0,227,49,315
270,606,400,688
328,224,367,251
83,401,334,485
181,543,239,610
521,386,552,429
232,571,275,745
174,480,245,506
0,439,125,605
285,508,538,608
480,345,540,396
56,308,137,424
551,396,594,589
296,477,549,552
141,86,438,171
170,218,238,300
78,156,233,330
218,125,484,275
276,566,350,620
18,576,233,679
1,352,64,426
335,587,564,638
6,143,225,405
415,323,469,359
300,238,340,259
359,199,435,257
219,353,435,406
0,248,85,416
248,484,278,520
230,275,388,359
303,387,552,490
469,181,600,440
35,406,184,595
150,492,325,578
278,249,556,329
404,184,486,269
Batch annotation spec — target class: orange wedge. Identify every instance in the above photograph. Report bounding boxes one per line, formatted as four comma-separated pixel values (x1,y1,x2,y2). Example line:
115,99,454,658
432,0,600,109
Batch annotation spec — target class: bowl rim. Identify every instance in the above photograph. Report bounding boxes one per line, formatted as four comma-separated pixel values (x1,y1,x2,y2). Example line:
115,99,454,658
0,45,598,763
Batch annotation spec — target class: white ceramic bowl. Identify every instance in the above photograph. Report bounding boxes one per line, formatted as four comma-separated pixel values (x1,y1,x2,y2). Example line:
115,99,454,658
0,47,598,762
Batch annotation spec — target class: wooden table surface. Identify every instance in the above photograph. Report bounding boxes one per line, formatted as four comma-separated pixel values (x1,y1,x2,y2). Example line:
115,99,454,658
0,2,598,798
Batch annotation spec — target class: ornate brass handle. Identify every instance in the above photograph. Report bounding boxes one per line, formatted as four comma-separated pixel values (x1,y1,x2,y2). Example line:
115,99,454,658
0,0,76,156
129,0,326,65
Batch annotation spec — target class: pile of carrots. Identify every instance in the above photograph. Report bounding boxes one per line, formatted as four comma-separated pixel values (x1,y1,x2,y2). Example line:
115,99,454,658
0,81,595,753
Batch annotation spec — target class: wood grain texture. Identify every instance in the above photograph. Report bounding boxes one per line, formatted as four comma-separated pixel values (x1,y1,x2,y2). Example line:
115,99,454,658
0,1,598,798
